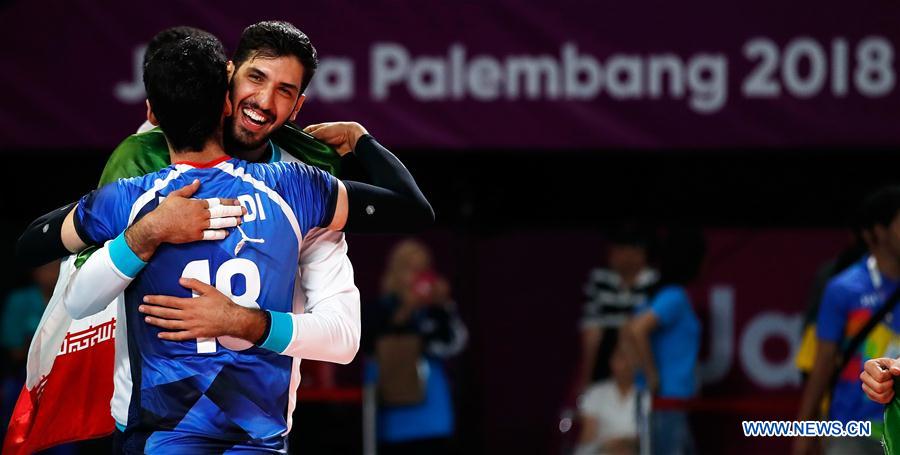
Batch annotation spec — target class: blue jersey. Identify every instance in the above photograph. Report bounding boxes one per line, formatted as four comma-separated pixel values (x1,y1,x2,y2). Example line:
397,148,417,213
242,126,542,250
635,285,700,399
75,156,337,453
817,256,900,432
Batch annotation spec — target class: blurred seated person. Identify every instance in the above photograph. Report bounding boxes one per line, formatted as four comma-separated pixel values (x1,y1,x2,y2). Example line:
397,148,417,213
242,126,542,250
576,224,657,396
575,342,638,455
362,239,468,455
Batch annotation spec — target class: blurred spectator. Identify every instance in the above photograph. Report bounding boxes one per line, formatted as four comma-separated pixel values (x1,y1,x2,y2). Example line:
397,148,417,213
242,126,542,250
576,225,657,393
621,228,705,455
1,260,59,369
1,260,60,448
363,239,468,455
575,342,638,455
795,231,867,381
794,186,900,455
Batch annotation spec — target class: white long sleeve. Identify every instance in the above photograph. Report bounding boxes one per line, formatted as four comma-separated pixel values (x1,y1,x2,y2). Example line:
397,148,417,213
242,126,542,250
62,235,139,320
63,228,361,364
262,228,361,364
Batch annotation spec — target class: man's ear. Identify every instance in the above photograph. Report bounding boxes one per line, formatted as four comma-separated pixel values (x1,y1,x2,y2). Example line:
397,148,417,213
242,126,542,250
289,94,306,121
146,99,159,125
223,94,233,118
873,225,888,245
862,228,876,249
227,60,235,82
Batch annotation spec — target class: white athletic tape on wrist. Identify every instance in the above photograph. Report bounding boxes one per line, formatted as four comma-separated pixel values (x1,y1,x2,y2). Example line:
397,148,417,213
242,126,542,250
208,217,239,229
209,205,244,218
202,230,227,241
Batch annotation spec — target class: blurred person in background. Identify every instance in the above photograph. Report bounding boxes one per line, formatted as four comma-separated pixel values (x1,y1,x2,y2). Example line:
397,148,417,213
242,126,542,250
794,229,868,382
575,224,658,395
362,239,467,455
796,186,900,455
1,261,62,449
575,341,638,455
621,228,704,455
1,261,60,377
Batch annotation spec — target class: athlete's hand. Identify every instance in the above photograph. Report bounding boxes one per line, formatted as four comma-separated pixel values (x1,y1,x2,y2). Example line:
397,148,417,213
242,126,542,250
861,357,900,404
126,179,246,260
303,122,368,156
140,278,266,342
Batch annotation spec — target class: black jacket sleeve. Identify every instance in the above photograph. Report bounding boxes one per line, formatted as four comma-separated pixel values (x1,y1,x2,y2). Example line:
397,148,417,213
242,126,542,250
342,135,434,233
17,202,77,267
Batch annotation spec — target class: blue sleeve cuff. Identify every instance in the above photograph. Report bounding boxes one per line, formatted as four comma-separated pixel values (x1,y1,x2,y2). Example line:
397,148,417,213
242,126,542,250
108,232,147,278
259,310,293,353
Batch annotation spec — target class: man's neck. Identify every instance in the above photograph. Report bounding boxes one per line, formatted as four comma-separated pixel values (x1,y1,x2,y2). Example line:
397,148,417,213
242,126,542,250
873,250,900,280
40,284,54,303
620,271,640,289
614,377,632,397
224,132,271,163
239,142,271,163
169,140,229,165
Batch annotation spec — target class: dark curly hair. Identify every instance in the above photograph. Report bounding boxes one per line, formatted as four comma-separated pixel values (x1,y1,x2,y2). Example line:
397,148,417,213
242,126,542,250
232,21,318,94
143,34,228,152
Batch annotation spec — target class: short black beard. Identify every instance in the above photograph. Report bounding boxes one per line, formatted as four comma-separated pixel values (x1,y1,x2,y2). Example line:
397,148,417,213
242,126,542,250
223,117,267,160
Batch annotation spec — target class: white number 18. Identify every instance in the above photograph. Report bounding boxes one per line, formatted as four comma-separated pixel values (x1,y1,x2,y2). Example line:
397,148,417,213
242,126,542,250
181,258,261,353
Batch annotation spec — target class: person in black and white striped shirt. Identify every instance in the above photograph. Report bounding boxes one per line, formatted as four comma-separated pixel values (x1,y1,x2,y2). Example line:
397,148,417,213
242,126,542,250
577,226,657,390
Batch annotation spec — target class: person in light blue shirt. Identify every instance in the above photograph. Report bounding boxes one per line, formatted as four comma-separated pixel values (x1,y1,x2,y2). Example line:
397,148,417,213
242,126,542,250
623,228,704,454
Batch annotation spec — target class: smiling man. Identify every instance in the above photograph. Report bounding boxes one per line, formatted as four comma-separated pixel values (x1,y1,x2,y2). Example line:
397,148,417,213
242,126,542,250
225,22,317,161
27,28,430,452
225,22,317,163
9,22,431,453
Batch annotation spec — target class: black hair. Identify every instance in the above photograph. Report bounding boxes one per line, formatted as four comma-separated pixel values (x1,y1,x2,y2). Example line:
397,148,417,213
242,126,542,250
143,34,228,152
144,26,210,67
859,185,900,231
657,227,706,285
607,222,655,248
232,21,318,94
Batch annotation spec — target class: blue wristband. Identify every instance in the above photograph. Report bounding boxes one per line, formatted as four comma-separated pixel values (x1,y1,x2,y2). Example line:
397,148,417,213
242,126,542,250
259,310,293,353
108,232,147,278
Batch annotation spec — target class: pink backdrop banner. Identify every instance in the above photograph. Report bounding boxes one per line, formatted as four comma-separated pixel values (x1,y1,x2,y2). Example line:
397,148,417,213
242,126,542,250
2,0,900,149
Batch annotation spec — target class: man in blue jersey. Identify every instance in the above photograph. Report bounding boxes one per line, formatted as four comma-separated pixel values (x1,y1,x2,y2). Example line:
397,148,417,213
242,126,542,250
798,187,900,455
55,32,431,453
15,21,431,451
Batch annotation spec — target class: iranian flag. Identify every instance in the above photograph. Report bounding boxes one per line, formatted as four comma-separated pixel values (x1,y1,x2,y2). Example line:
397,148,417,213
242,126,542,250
3,256,117,454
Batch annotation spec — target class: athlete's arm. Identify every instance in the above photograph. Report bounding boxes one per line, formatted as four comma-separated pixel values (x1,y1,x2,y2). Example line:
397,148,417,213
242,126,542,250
58,180,243,319
17,131,170,266
282,229,360,363
16,202,78,267
303,122,434,232
59,180,243,258
796,340,838,420
18,176,235,265
622,311,660,391
792,340,837,455
140,229,361,363
791,277,852,455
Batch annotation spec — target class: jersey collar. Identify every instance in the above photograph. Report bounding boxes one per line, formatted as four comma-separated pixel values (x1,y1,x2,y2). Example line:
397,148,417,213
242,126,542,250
268,141,281,163
172,155,232,168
